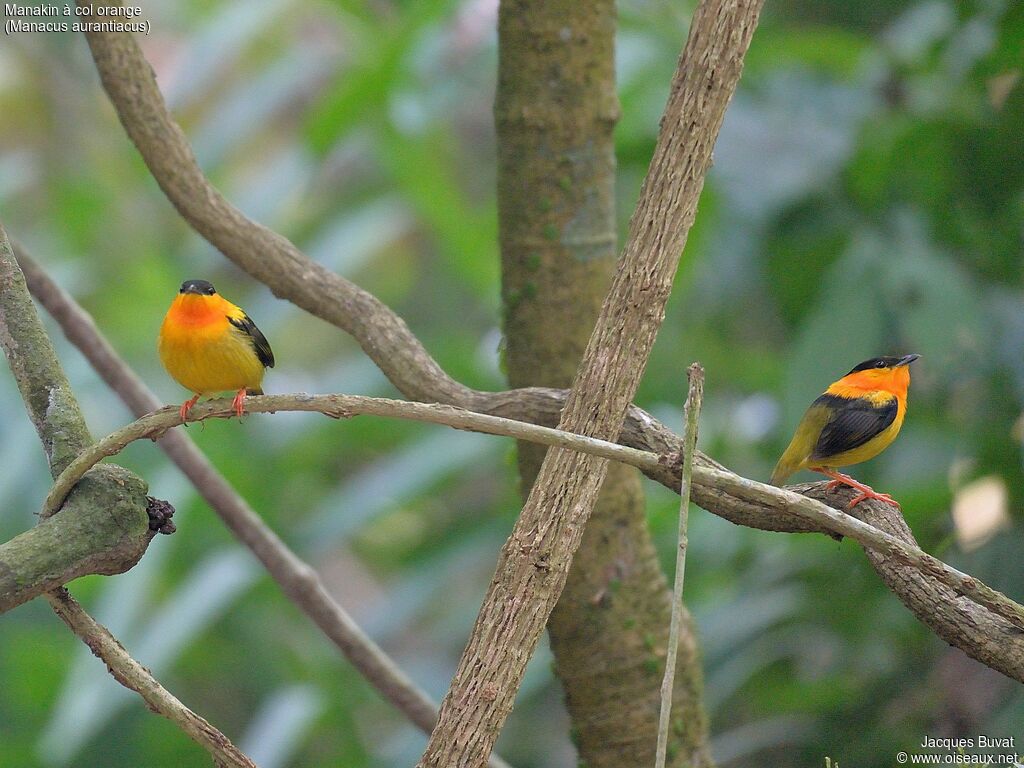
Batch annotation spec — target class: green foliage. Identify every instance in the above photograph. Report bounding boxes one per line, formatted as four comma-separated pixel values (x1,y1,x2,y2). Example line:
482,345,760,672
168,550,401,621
1,0,1022,766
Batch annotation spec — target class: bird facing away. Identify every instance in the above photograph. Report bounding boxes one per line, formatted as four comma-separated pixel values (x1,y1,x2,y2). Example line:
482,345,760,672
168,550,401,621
770,354,919,509
158,279,275,421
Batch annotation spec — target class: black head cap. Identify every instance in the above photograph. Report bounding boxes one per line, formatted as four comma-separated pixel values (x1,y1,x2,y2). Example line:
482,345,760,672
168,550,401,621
847,354,920,375
180,279,217,296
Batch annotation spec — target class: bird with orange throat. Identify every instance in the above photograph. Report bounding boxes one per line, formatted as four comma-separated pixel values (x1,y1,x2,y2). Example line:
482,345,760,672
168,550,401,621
158,279,274,421
771,354,919,509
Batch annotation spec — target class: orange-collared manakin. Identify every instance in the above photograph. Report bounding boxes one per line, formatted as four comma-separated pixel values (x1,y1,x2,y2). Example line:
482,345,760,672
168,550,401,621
771,354,919,509
158,279,274,420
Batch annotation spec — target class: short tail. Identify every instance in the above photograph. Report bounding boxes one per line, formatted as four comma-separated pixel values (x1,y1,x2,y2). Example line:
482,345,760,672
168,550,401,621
246,387,264,396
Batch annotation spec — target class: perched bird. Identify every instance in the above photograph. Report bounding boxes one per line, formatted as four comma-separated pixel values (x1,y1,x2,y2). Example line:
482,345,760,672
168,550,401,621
771,354,919,509
158,279,274,421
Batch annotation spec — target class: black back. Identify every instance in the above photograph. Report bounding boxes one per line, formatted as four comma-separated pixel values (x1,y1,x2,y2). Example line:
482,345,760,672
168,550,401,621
810,393,898,461
228,315,275,369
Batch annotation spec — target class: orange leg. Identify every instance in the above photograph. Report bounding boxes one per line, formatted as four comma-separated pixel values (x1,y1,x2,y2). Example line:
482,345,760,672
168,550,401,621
811,467,901,510
231,388,248,419
179,394,200,422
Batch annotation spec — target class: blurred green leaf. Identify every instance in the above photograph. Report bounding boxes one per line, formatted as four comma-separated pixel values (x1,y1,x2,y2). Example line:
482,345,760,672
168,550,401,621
745,27,876,78
305,0,456,155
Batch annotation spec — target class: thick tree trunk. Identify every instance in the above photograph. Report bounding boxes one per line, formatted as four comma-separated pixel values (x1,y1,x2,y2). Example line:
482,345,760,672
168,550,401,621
496,2,713,765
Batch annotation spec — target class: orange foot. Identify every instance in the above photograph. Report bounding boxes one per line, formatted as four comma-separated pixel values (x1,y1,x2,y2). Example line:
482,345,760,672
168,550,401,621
179,394,200,422
812,467,901,510
231,388,248,419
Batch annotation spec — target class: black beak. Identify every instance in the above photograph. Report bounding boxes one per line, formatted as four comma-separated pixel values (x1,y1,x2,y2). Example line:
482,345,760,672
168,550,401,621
896,354,920,367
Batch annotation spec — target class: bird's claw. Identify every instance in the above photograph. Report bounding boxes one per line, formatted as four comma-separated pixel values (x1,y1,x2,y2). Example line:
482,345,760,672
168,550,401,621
847,489,901,510
231,389,247,419
824,476,851,492
816,468,902,510
179,394,200,423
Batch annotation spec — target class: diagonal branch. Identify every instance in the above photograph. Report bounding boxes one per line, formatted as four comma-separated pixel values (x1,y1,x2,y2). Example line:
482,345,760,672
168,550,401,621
76,0,466,406
496,0,711,762
13,244,513,768
0,224,254,768
420,1,764,763
48,588,257,768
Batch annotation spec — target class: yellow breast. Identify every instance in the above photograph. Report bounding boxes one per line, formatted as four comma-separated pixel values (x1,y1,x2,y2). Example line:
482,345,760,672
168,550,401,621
158,306,265,395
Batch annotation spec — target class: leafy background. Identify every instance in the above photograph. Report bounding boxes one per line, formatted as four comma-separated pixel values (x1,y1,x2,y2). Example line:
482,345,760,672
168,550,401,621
1,0,1022,765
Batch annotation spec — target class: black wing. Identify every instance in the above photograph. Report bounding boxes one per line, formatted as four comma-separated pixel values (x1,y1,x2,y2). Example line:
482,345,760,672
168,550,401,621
229,314,275,369
810,393,897,461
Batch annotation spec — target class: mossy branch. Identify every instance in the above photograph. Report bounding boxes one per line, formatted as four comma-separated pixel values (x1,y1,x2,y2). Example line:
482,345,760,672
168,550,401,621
0,227,91,474
0,223,157,608
0,466,155,614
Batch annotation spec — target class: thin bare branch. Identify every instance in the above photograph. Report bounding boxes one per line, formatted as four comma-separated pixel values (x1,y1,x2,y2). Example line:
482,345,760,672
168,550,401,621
656,363,703,768
47,588,256,768
42,394,656,518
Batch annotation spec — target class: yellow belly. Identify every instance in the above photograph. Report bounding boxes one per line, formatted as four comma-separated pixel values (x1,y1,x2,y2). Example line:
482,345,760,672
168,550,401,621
158,319,265,395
